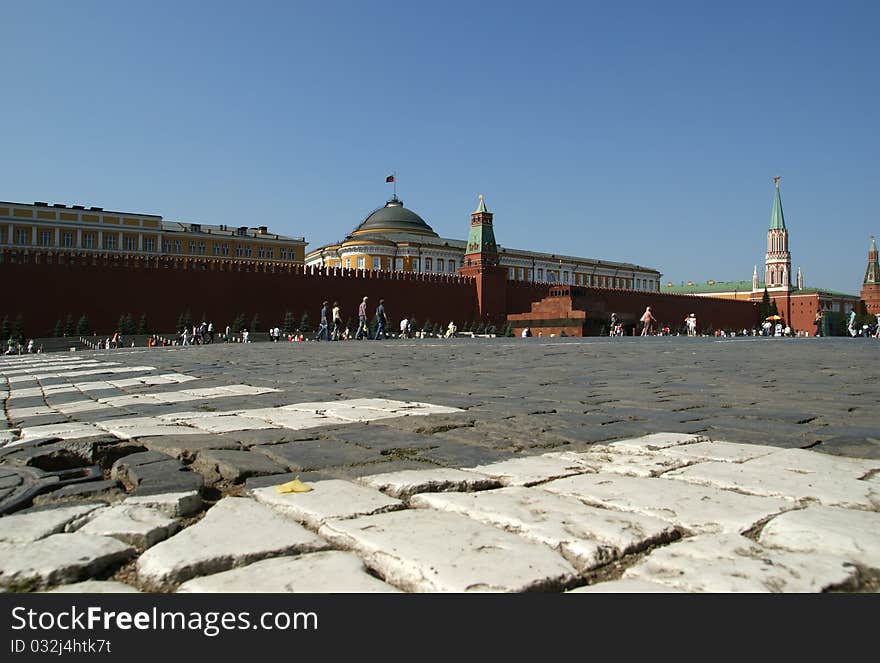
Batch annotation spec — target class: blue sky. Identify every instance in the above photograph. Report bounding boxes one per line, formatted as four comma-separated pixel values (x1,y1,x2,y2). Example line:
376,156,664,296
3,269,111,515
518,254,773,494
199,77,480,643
3,1,877,294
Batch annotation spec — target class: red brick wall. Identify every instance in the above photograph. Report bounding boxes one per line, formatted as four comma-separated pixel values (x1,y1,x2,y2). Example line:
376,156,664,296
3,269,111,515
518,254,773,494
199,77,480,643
0,253,479,336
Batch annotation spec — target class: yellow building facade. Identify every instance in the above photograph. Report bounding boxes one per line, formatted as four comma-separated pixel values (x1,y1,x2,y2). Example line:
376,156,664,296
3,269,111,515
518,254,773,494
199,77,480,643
306,196,661,291
0,200,306,265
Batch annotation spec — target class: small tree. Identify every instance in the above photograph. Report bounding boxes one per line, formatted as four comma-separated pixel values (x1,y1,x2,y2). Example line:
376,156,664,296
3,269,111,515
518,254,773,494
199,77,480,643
63,313,75,337
137,314,148,335
282,311,296,335
250,313,261,333
53,319,63,338
76,314,91,336
0,316,8,340
299,312,312,333
232,313,246,333
124,313,136,336
422,318,432,333
117,313,127,334
178,310,193,332
12,314,24,339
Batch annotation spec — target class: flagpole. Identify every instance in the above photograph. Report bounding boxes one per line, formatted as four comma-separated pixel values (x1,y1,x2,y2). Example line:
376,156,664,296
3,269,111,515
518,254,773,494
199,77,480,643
394,171,397,198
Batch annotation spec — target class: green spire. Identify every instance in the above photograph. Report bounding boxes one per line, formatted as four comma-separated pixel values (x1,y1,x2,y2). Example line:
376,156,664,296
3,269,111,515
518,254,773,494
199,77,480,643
871,236,877,254
865,235,880,285
475,194,487,214
769,176,786,230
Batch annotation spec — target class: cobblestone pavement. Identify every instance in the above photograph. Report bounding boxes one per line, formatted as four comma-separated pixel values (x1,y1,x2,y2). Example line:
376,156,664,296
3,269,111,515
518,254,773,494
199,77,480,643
1,337,878,592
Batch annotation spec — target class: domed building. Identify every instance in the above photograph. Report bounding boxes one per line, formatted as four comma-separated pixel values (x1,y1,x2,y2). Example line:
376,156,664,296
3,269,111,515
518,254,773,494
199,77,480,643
306,194,662,292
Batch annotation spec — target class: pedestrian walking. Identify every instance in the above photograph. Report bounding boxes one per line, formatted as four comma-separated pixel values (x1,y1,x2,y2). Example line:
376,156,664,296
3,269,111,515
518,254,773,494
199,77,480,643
355,297,369,340
331,301,342,340
315,301,330,341
640,306,656,336
373,299,388,339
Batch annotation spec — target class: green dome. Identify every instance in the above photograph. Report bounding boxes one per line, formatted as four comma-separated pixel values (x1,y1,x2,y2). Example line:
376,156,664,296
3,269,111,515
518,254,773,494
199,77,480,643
352,197,437,236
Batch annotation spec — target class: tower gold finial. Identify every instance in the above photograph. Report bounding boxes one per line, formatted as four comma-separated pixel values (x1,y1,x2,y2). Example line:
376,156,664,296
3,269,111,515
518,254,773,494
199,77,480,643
774,175,781,188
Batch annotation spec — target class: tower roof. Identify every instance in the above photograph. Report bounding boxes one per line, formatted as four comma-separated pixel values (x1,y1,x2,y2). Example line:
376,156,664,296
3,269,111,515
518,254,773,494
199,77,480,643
865,235,880,285
475,194,488,214
770,177,786,230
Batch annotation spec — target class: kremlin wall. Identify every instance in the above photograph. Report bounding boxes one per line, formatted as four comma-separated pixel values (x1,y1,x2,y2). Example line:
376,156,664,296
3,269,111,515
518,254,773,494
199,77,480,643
0,193,765,338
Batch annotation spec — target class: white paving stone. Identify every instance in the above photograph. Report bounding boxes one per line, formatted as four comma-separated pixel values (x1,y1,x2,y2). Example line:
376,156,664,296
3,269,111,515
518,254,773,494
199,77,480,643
547,449,694,478
412,487,678,572
94,416,204,440
758,506,880,568
55,400,115,414
9,387,44,398
665,461,880,510
0,504,105,543
541,474,794,534
0,533,134,589
358,467,501,499
46,580,141,593
250,480,404,529
177,551,400,593
465,453,595,487
281,402,403,422
77,505,179,549
17,422,106,442
42,385,81,395
123,491,203,517
318,509,579,592
74,381,116,391
8,406,57,419
744,448,880,479
601,432,707,454
236,408,348,429
623,533,858,592
568,579,685,593
162,413,280,433
137,497,328,584
657,440,783,464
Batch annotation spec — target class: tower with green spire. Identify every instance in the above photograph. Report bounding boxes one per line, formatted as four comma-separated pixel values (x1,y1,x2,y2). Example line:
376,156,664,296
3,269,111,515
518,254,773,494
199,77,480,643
459,195,508,324
764,176,792,291
861,236,880,315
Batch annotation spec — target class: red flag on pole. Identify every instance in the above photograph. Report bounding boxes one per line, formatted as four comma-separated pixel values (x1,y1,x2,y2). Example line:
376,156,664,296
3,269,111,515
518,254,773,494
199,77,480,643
386,175,395,183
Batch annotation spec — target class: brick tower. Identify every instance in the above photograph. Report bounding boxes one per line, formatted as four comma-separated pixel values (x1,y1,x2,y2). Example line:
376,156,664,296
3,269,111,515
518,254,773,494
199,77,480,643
861,236,880,315
458,195,507,323
764,176,792,322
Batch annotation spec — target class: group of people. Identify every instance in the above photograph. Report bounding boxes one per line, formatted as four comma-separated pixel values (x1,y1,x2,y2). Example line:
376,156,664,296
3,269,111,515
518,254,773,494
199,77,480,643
5,338,39,354
311,297,388,341
179,321,215,346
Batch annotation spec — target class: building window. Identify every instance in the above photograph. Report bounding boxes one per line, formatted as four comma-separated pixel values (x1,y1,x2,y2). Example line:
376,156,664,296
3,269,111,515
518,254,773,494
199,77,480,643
267,247,274,259
437,258,444,273
38,230,52,246
395,258,403,271
236,246,243,257
213,243,221,256
372,257,380,270
125,236,137,251
245,245,252,257
15,229,29,245
425,257,432,272
537,268,543,280
104,235,117,250
189,241,196,254
357,256,365,269
413,258,420,272
563,271,569,284
280,248,288,260
62,232,74,248
258,247,266,258
222,244,229,256
144,238,155,252
173,240,181,254
84,234,95,249
449,260,456,273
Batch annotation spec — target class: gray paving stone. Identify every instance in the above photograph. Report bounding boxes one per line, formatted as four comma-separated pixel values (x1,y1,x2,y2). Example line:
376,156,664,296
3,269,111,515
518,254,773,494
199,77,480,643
191,449,287,484
44,479,123,500
250,479,404,528
758,506,880,568
177,551,401,593
318,509,579,592
140,435,243,461
0,503,105,543
412,487,678,572
541,473,794,534
251,439,381,471
623,533,859,592
0,533,135,590
359,467,501,499
137,497,329,584
77,505,179,548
